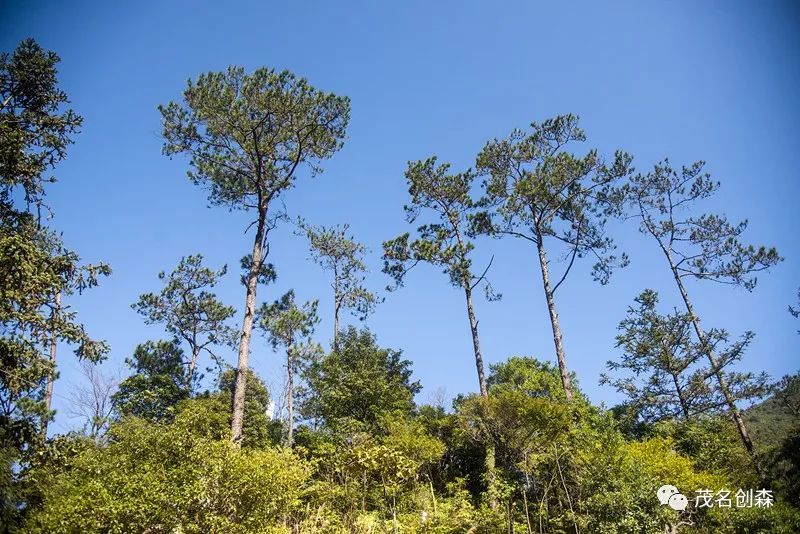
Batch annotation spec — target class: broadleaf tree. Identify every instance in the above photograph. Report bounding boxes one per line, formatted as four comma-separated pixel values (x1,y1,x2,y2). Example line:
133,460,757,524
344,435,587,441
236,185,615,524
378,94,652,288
474,114,632,400
159,66,349,444
301,326,419,432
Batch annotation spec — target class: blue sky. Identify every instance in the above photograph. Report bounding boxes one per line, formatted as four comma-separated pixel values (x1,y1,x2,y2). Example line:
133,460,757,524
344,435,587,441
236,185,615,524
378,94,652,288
3,1,798,433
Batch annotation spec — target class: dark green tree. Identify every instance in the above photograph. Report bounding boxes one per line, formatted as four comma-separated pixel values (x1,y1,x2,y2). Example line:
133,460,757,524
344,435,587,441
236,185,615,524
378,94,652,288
625,159,781,466
602,289,717,423
298,221,377,347
112,340,188,422
487,356,575,401
160,66,349,444
133,254,236,393
301,326,419,432
474,115,632,400
1,39,109,449
458,357,574,527
257,290,320,446
0,38,82,218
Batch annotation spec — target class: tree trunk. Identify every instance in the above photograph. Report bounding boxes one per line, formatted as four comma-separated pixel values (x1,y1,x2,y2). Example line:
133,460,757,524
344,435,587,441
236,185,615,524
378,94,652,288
464,285,488,397
185,342,199,394
333,299,341,351
535,239,574,400
231,206,267,445
670,370,691,421
286,347,294,447
41,291,61,439
670,266,760,470
464,283,498,509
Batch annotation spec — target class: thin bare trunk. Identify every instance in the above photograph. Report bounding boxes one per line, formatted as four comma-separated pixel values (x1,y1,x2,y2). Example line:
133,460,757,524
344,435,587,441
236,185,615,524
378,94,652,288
185,344,199,393
428,477,438,515
333,299,340,350
464,283,498,509
464,285,488,397
536,239,574,400
286,347,294,447
669,369,691,420
392,494,398,534
41,291,61,439
670,266,759,471
523,452,533,534
231,205,267,445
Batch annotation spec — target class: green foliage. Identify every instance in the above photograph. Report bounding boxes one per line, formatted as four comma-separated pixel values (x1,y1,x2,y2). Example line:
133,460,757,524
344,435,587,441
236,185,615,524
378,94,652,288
488,355,575,401
381,156,496,405
294,412,444,529
258,290,320,352
239,253,277,286
132,254,236,390
747,373,800,446
473,115,631,400
0,38,82,213
301,327,420,431
746,374,800,505
382,157,498,299
474,114,632,285
299,221,378,332
22,408,310,533
626,160,782,291
216,368,276,449
112,339,188,422
160,64,351,444
0,38,109,455
603,289,717,423
159,66,350,210
258,289,321,445
652,416,758,487
6,46,799,533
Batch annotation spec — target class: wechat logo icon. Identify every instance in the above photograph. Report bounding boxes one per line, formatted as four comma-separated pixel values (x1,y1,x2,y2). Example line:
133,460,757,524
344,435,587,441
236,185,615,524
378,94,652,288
658,485,688,511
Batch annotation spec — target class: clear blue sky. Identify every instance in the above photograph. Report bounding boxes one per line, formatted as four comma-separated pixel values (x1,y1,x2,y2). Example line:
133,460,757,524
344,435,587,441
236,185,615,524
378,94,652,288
3,1,798,433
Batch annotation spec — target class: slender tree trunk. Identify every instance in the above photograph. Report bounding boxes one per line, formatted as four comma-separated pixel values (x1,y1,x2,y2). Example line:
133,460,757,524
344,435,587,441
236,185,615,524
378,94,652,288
286,347,294,447
669,266,759,469
464,285,488,397
231,205,268,444
392,493,398,534
333,299,341,351
523,452,533,534
185,342,199,394
41,291,61,439
670,370,691,421
535,238,574,400
429,477,438,515
464,283,498,509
